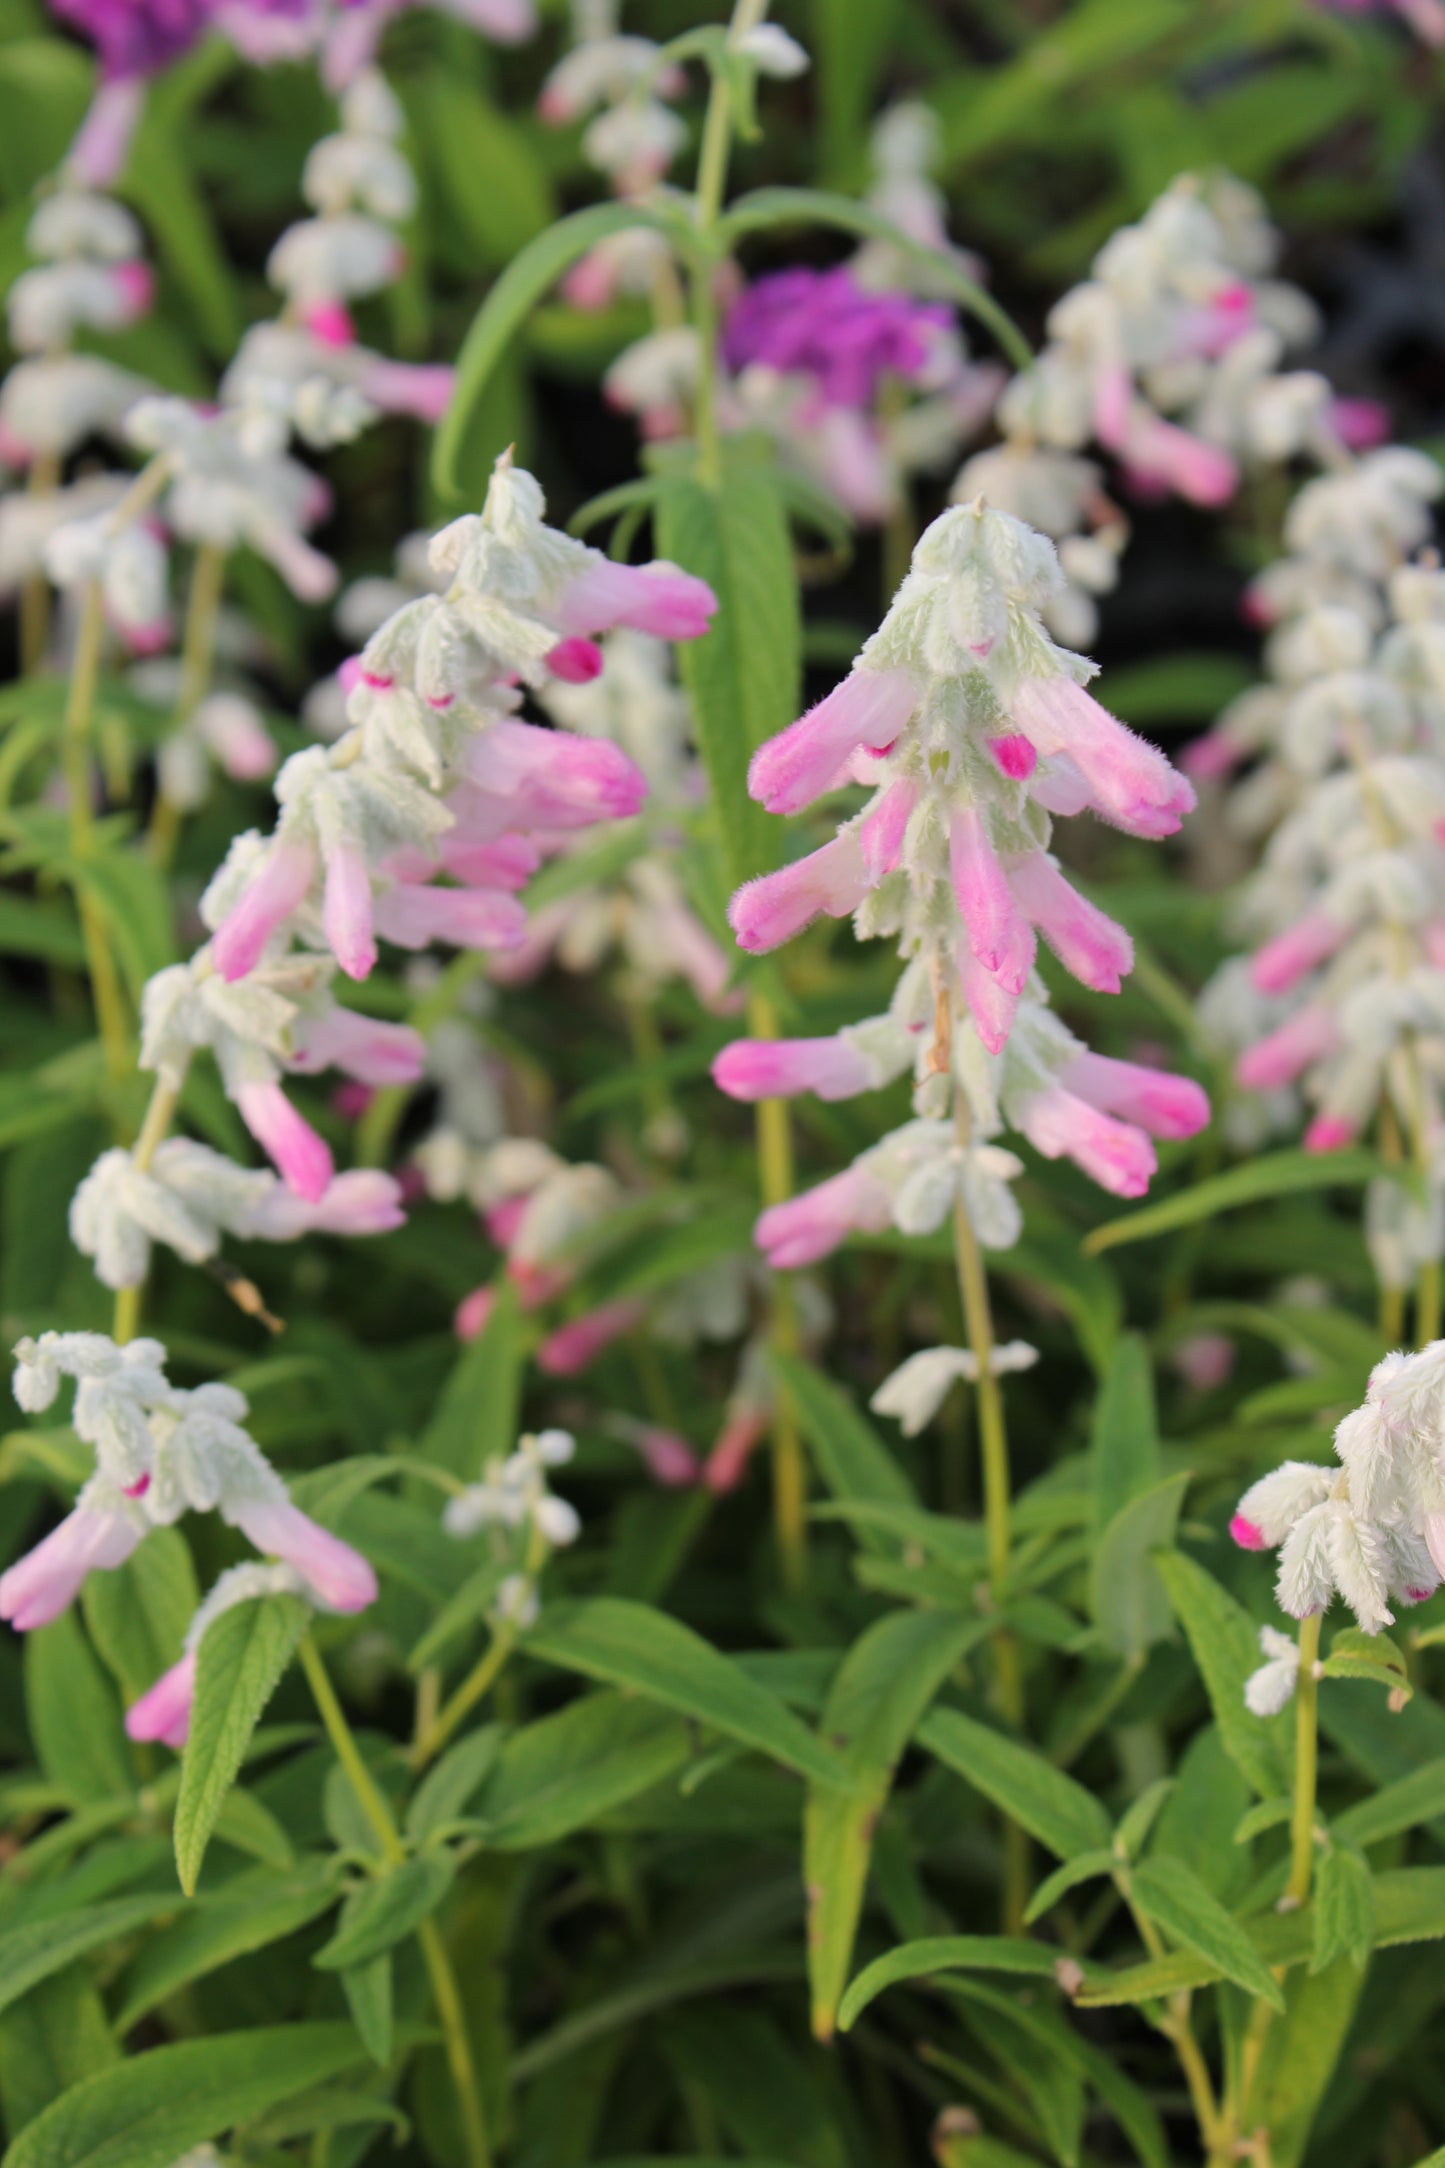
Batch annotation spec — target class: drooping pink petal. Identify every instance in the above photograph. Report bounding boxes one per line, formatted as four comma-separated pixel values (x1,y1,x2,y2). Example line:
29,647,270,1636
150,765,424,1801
464,720,647,828
703,1407,770,1493
949,807,1023,981
234,1081,334,1204
713,1035,875,1103
357,359,455,424
0,1505,144,1631
545,637,605,684
1249,909,1348,996
212,838,317,982
372,883,528,953
728,834,870,955
1230,1514,1268,1552
323,840,377,982
455,1285,498,1342
1011,677,1196,839
747,668,916,815
537,1299,648,1376
1007,852,1133,994
287,1010,427,1086
1015,1084,1157,1198
956,940,1026,1055
556,558,717,642
230,1499,377,1611
631,1428,703,1486
125,1651,196,1749
1236,1005,1339,1091
1304,1112,1358,1154
1063,1051,1209,1140
858,778,918,881
755,1164,892,1269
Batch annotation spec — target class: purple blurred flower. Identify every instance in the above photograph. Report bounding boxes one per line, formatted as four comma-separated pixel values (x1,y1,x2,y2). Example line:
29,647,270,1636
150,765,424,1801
48,0,218,79
721,267,952,411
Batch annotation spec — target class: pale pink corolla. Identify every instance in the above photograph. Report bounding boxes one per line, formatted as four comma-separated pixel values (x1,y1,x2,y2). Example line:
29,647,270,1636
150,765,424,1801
1303,1112,1358,1154
728,834,870,954
713,1036,875,1103
1007,852,1133,995
950,807,1023,982
212,837,317,982
755,1163,893,1269
455,1285,498,1341
747,668,916,816
1249,908,1348,996
323,839,377,982
371,882,528,953
1014,1084,1157,1198
1063,1051,1208,1139
125,1650,196,1748
703,1407,769,1493
987,733,1037,781
1235,1004,1340,1091
241,1170,407,1240
859,779,918,881
229,1499,377,1611
357,360,454,424
956,941,1026,1056
1179,728,1246,781
0,1502,143,1631
287,1010,426,1086
1010,676,1196,839
233,1080,334,1204
536,1299,648,1376
631,1428,703,1487
463,721,648,829
545,637,605,684
556,559,717,643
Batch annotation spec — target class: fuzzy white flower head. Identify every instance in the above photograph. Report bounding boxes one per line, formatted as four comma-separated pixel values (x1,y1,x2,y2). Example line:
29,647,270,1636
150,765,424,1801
493,1573,540,1629
872,1340,1038,1436
733,24,809,75
1243,1624,1301,1717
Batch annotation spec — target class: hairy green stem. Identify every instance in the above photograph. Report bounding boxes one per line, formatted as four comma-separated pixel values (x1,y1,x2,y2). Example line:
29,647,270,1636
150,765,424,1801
1287,1611,1322,1907
747,988,807,1588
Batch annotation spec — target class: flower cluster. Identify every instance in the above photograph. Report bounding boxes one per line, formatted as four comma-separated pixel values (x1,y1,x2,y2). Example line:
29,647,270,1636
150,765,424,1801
955,172,1377,647
713,498,1209,1271
66,457,713,1275
0,1331,376,1634
1195,447,1445,1292
1232,1342,1445,1649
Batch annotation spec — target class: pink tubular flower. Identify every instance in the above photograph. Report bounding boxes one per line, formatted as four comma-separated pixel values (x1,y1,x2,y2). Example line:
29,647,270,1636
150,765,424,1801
464,720,648,828
455,1285,497,1341
949,808,1020,981
212,838,317,982
556,559,717,643
323,840,377,982
632,1428,703,1486
747,668,917,816
956,942,1025,1057
241,1169,407,1240
356,359,455,424
125,1650,196,1748
1236,1004,1340,1091
1015,1084,1157,1198
1123,414,1237,508
1304,1112,1358,1154
1249,909,1349,996
704,1407,769,1493
713,1035,875,1103
287,1011,426,1086
537,1299,648,1377
372,882,528,954
755,1163,892,1269
0,1501,143,1631
1007,852,1133,995
233,1080,334,1204
1062,1051,1209,1139
728,835,870,955
1010,676,1196,839
228,1500,377,1612
1230,1514,1268,1551
1179,728,1246,781
859,779,917,881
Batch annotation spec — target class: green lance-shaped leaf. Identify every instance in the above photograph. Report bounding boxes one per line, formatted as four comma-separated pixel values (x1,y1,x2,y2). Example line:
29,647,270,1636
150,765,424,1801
805,1611,981,2040
1023,1850,1118,1927
1127,1858,1284,2007
0,1895,186,2023
1089,1333,1159,1531
1320,1624,1411,1700
838,1936,1086,2032
0,2022,364,2168
404,1727,505,1844
0,1965,118,2140
82,1529,198,1707
433,202,679,496
1082,1146,1383,1255
1244,1959,1365,2168
919,1706,1112,1862
523,1597,853,1788
1333,1757,1445,1849
341,1957,393,2069
1089,1471,1191,1666
24,1615,132,1807
654,451,801,893
174,1595,308,1896
313,1854,455,1973
1311,1844,1374,1975
114,1866,337,2033
1154,1550,1292,1799
472,1692,692,1849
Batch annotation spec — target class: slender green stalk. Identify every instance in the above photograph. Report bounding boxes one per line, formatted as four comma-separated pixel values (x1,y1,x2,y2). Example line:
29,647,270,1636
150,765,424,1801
950,1082,1026,1928
688,0,771,486
299,1633,490,2168
747,987,807,1588
20,452,60,675
1286,1610,1322,1907
413,1627,516,1771
64,579,131,1085
1123,1887,1225,2160
111,1076,183,1347
149,541,228,870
